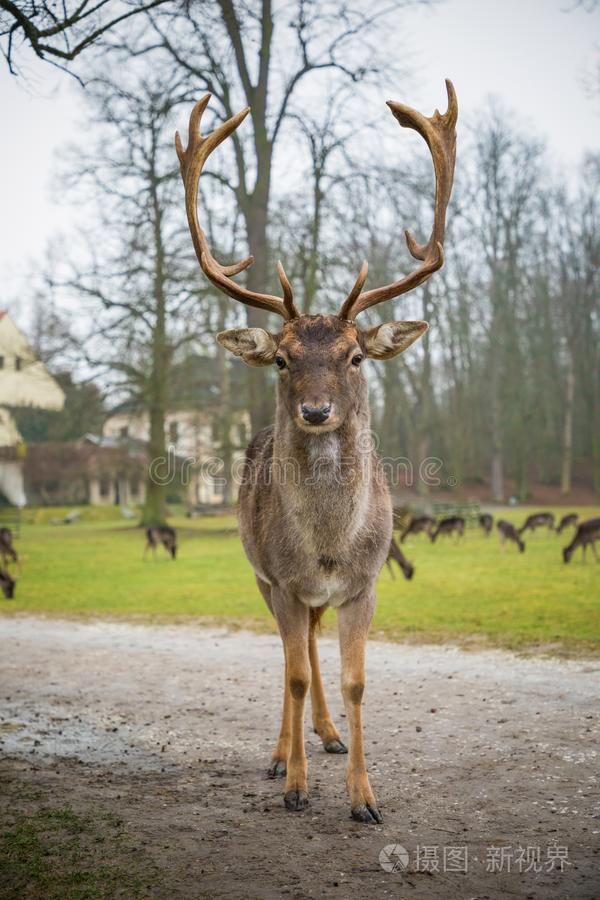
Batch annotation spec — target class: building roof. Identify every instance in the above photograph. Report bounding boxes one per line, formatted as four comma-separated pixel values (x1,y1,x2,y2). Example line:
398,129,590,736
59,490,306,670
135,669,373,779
0,311,65,411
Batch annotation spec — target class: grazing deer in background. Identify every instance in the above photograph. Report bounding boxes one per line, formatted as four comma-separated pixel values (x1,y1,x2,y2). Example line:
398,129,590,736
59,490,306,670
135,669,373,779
176,82,457,822
0,568,15,599
479,513,493,535
400,515,436,543
386,537,415,581
431,515,465,543
144,526,177,560
556,512,578,535
0,527,18,568
562,517,600,563
497,520,525,553
519,512,554,536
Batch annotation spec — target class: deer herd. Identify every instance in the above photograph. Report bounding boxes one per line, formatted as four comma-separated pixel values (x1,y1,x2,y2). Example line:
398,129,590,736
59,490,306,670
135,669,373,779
388,509,599,572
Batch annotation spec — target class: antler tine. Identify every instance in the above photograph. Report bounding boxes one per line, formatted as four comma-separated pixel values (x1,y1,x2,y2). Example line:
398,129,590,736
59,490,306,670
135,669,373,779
338,260,369,320
276,261,300,319
176,95,299,320
340,80,457,321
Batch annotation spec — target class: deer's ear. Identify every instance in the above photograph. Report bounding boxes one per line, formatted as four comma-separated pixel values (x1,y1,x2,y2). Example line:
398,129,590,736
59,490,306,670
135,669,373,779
216,328,278,367
362,321,428,360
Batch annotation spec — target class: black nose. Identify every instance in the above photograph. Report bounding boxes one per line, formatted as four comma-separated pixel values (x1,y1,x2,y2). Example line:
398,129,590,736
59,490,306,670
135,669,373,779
301,403,331,425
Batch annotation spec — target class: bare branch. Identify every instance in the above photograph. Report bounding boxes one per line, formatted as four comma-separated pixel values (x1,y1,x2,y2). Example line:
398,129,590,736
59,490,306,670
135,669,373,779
0,0,170,74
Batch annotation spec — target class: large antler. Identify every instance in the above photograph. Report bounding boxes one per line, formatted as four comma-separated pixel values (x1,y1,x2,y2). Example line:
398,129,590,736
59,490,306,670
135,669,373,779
176,95,300,320
339,80,457,321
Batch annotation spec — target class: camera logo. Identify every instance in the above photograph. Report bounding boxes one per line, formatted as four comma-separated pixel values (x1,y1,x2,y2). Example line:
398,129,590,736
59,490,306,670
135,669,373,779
379,844,409,873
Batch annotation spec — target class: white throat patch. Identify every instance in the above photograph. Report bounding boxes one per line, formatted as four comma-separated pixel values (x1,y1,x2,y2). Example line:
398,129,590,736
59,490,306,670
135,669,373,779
306,432,340,474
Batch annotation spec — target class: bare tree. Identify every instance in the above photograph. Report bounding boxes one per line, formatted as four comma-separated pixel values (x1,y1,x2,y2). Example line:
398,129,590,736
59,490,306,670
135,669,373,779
126,0,427,431
58,71,201,524
557,155,600,494
0,0,169,77
464,105,545,501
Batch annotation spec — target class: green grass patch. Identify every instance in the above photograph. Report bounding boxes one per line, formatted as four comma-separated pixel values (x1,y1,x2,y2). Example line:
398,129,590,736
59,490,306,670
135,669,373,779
0,801,155,899
2,506,599,654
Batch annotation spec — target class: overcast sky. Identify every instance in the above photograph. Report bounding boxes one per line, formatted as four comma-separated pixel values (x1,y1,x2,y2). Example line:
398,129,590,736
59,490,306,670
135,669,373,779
1,0,599,313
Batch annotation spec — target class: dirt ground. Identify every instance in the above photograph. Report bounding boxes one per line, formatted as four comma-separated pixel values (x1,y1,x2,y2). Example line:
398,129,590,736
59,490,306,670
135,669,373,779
0,617,599,899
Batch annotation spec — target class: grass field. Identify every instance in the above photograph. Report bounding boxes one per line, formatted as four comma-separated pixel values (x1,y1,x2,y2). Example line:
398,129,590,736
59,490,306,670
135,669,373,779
2,506,599,654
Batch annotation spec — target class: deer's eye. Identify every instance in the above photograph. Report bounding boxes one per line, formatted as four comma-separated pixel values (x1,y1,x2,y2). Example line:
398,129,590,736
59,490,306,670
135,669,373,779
351,353,363,367
275,355,287,370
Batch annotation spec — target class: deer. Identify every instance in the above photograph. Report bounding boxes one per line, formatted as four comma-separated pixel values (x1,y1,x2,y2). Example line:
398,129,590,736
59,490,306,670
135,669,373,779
176,81,457,823
562,517,600,564
518,512,554,536
386,537,415,581
0,527,18,568
0,568,15,599
431,515,465,543
144,526,177,560
497,519,525,553
556,512,578,535
399,515,436,543
479,513,493,536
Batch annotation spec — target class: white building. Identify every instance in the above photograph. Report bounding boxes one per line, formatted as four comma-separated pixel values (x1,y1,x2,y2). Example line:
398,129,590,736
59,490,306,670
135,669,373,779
103,407,249,505
0,311,65,506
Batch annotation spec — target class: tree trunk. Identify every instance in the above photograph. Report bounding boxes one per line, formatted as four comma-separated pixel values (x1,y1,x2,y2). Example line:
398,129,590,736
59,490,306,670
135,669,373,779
303,167,323,315
141,167,168,526
417,288,434,496
489,299,504,503
217,297,236,505
560,358,575,495
143,379,168,526
490,358,504,502
491,450,504,504
243,173,274,434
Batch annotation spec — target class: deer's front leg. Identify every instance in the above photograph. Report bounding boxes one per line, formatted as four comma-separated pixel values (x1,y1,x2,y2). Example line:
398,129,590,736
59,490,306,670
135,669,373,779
267,658,291,778
272,593,310,811
338,594,382,824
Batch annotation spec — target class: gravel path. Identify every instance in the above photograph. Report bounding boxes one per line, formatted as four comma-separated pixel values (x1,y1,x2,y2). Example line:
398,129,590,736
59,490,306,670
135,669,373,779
1,616,598,898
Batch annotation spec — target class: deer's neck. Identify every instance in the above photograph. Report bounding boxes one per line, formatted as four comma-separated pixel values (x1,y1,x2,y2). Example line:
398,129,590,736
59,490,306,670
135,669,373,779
271,381,373,552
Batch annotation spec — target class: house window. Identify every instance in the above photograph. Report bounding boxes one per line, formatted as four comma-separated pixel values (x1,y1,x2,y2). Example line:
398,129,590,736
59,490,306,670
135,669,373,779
120,426,129,438
15,356,22,371
99,477,110,497
169,421,179,444
0,357,4,369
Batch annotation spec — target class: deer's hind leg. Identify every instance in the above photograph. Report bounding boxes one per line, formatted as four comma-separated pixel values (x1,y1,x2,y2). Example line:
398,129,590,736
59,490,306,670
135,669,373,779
308,609,347,755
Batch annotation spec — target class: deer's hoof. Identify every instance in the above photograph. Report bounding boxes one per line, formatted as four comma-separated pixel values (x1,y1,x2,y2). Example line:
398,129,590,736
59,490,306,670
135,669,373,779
351,803,383,824
284,789,309,811
324,738,348,754
267,759,286,779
